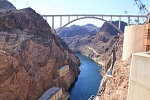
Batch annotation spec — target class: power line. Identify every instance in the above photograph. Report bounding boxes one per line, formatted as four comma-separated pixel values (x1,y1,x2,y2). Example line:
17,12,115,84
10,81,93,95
133,0,148,22
82,72,101,99
55,0,85,14
80,66,101,100
26,2,29,8
41,0,70,14
133,0,148,15
34,0,52,9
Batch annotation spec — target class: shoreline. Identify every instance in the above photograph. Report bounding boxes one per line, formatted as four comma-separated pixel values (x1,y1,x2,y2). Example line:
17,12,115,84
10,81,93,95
75,52,105,67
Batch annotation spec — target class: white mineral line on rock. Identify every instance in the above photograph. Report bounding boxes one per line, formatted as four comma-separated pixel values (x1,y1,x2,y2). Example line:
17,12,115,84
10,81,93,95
85,46,99,55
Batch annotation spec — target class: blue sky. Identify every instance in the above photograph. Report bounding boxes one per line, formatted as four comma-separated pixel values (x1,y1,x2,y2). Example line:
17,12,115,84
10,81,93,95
8,0,150,28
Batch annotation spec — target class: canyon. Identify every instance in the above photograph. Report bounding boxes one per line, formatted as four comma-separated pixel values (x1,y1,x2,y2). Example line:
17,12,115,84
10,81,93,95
59,21,127,66
58,20,131,100
0,0,136,100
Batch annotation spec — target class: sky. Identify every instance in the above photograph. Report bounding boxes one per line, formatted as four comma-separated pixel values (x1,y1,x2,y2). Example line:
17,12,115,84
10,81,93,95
8,0,150,28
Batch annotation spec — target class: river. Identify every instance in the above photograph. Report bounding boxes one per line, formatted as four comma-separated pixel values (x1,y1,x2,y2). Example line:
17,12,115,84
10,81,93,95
69,53,102,100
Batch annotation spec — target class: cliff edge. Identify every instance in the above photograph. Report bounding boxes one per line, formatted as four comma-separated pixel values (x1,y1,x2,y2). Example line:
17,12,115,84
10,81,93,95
0,0,16,13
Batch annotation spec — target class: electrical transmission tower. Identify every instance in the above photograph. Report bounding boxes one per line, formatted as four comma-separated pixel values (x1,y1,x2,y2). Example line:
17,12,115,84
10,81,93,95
133,0,148,22
134,0,148,15
26,2,29,7
26,1,31,8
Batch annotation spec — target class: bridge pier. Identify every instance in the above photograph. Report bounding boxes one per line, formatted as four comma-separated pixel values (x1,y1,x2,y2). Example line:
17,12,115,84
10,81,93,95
52,16,55,34
128,16,130,25
110,15,112,23
118,16,121,29
60,16,62,27
77,15,78,19
68,16,70,23
101,15,103,19
137,17,139,24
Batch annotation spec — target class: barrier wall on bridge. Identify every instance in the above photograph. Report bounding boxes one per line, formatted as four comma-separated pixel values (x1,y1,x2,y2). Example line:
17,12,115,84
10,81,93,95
122,25,146,60
127,52,150,100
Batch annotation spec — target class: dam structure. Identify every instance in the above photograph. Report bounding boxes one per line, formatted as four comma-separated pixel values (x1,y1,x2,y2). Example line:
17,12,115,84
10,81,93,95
125,7,150,100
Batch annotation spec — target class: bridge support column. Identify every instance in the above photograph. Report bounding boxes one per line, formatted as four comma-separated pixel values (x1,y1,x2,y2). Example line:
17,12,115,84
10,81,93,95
68,16,70,23
119,16,121,29
101,15,103,19
137,17,139,24
128,16,130,25
52,16,55,34
60,16,62,27
110,16,112,23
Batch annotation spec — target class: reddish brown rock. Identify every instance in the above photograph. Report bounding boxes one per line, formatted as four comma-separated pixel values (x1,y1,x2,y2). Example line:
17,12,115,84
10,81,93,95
98,34,131,100
0,7,80,100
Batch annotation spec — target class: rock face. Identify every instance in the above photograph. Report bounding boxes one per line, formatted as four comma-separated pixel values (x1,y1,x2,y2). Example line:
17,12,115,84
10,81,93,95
0,0,16,13
74,22,129,99
97,34,131,100
100,21,126,35
59,21,130,99
0,7,80,100
59,21,127,66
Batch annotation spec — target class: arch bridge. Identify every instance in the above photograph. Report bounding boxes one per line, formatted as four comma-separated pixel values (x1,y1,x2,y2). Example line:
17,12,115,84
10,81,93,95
42,14,147,34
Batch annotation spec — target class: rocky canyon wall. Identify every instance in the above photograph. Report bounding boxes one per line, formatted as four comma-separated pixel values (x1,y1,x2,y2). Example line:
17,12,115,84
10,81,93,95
98,34,131,100
0,2,80,100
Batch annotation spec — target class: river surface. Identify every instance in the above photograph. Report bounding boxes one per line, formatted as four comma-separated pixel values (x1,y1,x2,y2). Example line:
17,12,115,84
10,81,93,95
69,53,102,100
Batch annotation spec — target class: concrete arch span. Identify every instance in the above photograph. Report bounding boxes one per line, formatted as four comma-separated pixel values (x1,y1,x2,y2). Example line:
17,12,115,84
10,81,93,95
56,16,124,34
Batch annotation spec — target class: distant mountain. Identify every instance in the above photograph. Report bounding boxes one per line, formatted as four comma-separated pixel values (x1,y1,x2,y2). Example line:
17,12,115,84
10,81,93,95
58,21,127,63
100,21,127,35
57,24,100,37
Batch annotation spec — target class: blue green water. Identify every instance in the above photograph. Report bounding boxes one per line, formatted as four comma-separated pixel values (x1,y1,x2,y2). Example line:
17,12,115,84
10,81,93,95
69,53,102,100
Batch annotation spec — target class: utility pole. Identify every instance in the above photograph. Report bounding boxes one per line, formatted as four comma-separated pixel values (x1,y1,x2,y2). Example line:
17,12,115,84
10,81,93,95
124,9,134,24
26,2,29,7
